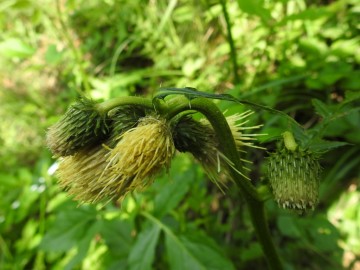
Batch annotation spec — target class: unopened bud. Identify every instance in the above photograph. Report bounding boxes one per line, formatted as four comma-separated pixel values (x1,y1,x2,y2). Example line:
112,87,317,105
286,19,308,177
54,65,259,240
46,98,109,157
267,148,321,212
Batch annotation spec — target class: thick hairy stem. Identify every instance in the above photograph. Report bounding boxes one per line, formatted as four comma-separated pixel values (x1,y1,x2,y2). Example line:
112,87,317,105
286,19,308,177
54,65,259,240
244,194,283,270
161,96,283,269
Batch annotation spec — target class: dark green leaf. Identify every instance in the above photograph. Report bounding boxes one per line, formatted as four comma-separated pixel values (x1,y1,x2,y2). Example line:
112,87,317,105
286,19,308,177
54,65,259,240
100,219,133,257
40,207,97,252
308,139,350,152
277,216,302,238
155,87,302,129
312,99,332,118
165,231,235,270
153,155,194,218
240,242,263,261
64,222,100,270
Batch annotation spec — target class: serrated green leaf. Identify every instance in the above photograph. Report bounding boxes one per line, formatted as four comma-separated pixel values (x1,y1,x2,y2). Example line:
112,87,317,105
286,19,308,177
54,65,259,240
299,216,341,252
40,207,97,252
64,222,100,270
153,155,193,218
343,90,360,106
100,219,133,257
165,231,235,270
299,37,328,56
128,223,161,270
308,139,350,152
312,99,332,118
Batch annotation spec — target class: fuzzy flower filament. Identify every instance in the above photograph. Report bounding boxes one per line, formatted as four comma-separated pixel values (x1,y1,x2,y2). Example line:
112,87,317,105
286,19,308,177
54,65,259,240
56,115,175,203
172,110,264,187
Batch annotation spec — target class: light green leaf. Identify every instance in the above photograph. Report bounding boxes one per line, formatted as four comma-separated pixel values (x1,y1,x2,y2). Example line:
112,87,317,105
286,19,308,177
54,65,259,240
299,37,328,56
0,38,35,59
45,44,63,64
237,0,272,25
128,223,161,270
277,6,331,25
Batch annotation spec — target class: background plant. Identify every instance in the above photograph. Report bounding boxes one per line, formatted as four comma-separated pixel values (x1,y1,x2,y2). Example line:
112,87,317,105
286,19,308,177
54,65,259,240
0,0,359,269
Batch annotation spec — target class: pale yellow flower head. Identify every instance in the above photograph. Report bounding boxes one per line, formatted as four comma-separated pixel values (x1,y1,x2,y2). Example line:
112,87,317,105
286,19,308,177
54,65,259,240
81,116,175,204
106,116,175,190
57,145,121,203
57,115,175,204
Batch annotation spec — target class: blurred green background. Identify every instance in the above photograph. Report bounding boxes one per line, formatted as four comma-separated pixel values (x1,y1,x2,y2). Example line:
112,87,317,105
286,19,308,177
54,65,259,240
0,0,359,269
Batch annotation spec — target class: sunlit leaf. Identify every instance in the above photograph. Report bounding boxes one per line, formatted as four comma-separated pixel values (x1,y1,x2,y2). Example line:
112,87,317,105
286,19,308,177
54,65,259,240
40,207,97,252
0,38,35,59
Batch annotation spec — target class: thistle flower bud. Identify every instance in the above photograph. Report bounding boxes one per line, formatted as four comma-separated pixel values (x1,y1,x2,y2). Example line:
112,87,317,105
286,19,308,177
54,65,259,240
107,105,148,147
267,148,321,212
57,145,121,203
172,111,264,186
47,98,109,157
107,116,175,190
172,116,223,184
57,115,175,203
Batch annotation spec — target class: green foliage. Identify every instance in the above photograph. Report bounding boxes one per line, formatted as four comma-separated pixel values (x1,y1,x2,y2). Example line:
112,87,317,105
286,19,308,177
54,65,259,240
1,0,359,269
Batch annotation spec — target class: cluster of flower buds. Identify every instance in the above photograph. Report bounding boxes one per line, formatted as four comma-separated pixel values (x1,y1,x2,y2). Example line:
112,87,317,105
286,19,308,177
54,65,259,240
267,132,321,212
47,98,263,204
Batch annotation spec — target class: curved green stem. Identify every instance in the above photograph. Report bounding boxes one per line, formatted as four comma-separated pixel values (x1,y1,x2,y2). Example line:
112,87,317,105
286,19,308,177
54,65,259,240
96,96,153,114
220,0,240,84
159,96,283,270
159,96,260,199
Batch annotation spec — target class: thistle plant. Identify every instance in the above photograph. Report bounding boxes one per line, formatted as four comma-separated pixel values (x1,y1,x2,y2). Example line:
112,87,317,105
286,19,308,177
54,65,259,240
48,87,321,270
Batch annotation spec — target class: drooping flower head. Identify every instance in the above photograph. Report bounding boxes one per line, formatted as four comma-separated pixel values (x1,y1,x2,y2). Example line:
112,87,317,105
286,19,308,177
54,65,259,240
106,116,175,191
57,145,121,203
56,115,175,203
50,95,264,204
